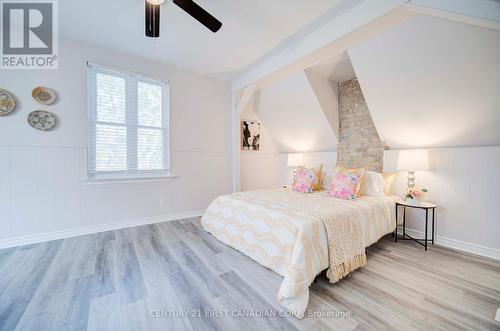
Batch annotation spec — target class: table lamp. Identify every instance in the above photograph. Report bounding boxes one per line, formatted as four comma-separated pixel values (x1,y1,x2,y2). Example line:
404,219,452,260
397,150,429,190
287,153,304,182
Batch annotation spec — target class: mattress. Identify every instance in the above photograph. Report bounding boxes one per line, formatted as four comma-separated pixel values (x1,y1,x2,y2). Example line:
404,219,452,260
201,189,396,318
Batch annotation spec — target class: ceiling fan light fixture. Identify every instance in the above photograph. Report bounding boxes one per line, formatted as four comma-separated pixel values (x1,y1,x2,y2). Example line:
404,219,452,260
145,0,161,38
146,0,166,5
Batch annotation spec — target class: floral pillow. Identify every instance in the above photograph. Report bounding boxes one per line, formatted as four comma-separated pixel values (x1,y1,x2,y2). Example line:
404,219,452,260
329,165,367,200
292,166,317,193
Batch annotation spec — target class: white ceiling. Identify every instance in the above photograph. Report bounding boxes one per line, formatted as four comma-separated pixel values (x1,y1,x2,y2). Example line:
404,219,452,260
349,16,500,149
60,0,342,77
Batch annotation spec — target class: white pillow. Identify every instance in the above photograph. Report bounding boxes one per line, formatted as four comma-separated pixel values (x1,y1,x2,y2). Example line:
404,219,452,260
361,171,385,197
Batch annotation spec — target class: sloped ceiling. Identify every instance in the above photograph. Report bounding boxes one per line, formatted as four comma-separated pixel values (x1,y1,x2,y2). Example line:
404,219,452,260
304,71,339,139
349,16,500,149
253,71,338,153
305,51,355,83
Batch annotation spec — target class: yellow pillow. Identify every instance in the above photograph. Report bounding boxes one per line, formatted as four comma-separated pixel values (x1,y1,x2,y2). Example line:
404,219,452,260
333,164,367,198
382,172,397,196
313,164,323,191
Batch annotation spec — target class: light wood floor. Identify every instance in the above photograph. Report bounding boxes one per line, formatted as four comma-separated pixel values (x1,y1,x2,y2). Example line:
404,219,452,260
1,217,499,331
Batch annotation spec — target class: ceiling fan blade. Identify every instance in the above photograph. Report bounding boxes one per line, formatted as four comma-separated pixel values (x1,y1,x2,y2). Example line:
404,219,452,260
145,1,161,38
173,0,222,33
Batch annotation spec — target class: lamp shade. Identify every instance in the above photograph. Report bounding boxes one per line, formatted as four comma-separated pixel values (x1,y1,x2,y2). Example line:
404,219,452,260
397,150,429,171
287,153,304,167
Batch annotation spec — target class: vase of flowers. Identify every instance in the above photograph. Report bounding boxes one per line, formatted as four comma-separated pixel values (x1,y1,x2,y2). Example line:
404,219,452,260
405,188,428,206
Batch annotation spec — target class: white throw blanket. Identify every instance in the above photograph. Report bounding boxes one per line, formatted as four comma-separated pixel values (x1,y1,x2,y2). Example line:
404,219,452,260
238,190,368,283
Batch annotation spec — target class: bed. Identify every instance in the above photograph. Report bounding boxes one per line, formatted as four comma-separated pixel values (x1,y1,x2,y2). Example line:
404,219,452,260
201,188,396,318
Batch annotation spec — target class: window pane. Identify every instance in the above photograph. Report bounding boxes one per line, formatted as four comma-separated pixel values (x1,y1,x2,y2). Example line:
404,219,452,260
96,124,127,171
138,128,163,170
138,82,162,127
96,73,126,124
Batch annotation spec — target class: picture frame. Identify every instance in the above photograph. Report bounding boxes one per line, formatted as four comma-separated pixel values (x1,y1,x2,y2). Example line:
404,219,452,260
241,120,260,151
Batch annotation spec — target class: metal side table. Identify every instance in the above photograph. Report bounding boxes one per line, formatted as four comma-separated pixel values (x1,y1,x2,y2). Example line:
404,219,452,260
395,200,437,251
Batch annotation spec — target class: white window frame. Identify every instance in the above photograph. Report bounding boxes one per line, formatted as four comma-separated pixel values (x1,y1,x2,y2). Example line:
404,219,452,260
87,62,171,181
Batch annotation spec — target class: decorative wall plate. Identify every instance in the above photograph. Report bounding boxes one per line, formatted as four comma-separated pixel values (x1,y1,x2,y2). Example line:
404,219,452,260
28,110,57,131
32,87,57,105
0,89,16,116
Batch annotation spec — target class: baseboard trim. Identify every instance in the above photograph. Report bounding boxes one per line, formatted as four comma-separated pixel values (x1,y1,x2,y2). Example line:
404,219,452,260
399,227,500,261
0,209,205,249
4,214,499,261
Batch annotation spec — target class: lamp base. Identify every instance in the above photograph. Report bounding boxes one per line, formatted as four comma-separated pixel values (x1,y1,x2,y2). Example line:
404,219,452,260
407,171,415,190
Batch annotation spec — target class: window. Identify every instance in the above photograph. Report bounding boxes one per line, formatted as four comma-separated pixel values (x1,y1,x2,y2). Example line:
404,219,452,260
88,63,170,179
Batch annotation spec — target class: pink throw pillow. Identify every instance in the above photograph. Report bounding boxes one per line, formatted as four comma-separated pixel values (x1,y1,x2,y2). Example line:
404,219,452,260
292,166,317,193
329,166,366,200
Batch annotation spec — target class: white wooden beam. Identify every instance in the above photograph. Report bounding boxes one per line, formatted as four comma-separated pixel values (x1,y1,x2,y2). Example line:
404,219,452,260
231,92,240,193
235,84,256,114
406,0,500,30
231,84,256,192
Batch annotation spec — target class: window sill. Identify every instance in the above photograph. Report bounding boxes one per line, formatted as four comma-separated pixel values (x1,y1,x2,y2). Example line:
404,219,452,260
83,175,178,184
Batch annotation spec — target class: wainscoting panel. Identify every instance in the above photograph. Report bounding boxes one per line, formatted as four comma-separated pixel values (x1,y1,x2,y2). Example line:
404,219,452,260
385,146,500,257
10,148,39,237
0,147,11,239
0,145,231,245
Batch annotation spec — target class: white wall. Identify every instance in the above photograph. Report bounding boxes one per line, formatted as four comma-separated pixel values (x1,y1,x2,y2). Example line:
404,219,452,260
241,153,282,191
254,71,338,153
0,39,231,246
385,147,500,259
240,101,281,191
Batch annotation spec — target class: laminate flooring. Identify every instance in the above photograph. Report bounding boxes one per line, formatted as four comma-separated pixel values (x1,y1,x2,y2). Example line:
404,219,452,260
1,217,499,331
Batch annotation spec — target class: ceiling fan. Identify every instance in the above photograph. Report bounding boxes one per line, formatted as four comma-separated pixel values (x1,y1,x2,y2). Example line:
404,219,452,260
145,0,222,38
